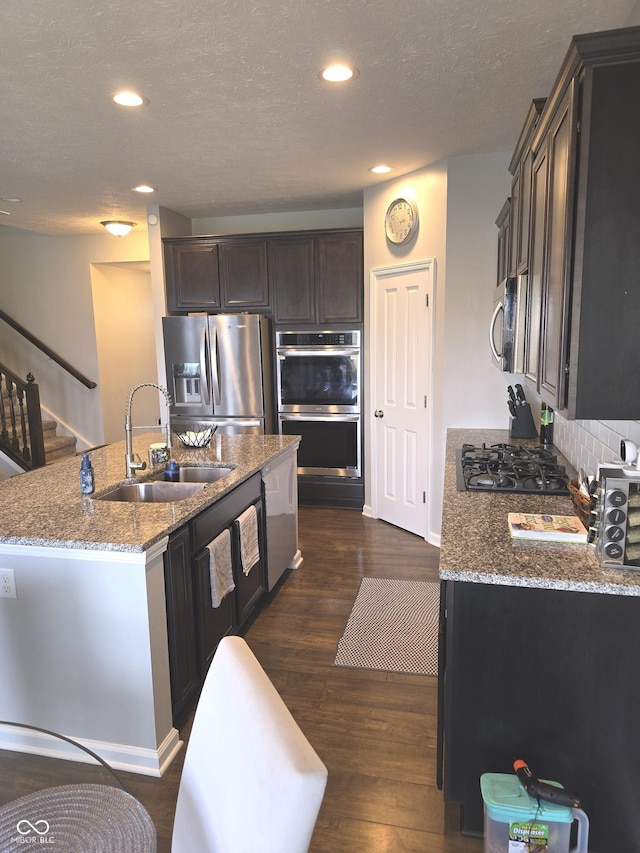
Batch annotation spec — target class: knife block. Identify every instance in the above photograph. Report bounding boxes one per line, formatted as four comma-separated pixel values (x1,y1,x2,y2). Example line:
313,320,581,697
509,403,538,439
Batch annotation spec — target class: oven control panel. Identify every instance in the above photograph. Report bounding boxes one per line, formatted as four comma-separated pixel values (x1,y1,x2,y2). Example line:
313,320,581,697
596,466,640,569
276,331,360,348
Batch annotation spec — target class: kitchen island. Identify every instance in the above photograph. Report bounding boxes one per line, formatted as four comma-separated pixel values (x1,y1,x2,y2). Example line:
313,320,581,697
0,433,299,776
439,429,640,853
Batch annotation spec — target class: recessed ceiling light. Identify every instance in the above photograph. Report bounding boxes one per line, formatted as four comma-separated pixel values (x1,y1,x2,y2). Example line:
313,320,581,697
112,91,148,107
369,165,392,174
132,185,156,193
320,64,358,83
0,197,22,203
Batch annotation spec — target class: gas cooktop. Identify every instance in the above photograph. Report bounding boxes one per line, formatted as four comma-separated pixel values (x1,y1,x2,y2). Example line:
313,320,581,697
456,442,570,494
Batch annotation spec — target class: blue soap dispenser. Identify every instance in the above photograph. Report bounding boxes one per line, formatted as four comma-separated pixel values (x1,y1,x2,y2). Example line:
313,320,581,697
164,459,180,482
80,453,95,495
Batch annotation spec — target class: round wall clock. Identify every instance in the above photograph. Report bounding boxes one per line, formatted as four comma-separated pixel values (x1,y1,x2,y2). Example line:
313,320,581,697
384,197,418,245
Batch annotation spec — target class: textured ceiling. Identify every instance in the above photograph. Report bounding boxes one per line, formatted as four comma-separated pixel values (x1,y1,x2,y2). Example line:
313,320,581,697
0,0,636,236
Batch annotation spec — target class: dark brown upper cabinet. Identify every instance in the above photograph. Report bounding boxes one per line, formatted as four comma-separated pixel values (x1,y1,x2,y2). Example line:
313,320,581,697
164,228,363,328
515,26,640,419
316,232,363,325
218,240,269,309
269,235,315,324
495,199,511,287
508,99,546,276
164,237,269,313
164,241,221,312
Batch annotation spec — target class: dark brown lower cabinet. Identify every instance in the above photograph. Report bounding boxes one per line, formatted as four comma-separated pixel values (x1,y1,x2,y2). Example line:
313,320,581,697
440,580,640,853
163,526,199,723
164,473,266,723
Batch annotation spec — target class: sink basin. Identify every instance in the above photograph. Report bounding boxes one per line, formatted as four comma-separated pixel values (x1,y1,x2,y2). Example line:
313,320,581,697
149,465,235,484
96,481,206,503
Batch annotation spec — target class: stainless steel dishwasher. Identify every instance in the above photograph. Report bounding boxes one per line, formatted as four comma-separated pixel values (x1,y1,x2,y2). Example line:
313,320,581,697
261,446,302,591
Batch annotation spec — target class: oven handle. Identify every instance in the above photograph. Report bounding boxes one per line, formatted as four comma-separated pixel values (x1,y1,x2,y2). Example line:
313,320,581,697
277,348,359,358
279,413,360,423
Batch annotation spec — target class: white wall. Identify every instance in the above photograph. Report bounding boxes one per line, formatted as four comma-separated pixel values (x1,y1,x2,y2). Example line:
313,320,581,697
91,263,157,445
362,153,513,540
192,208,363,236
0,225,151,449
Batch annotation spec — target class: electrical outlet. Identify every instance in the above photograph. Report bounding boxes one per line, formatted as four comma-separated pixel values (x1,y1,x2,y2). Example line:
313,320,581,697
0,569,17,599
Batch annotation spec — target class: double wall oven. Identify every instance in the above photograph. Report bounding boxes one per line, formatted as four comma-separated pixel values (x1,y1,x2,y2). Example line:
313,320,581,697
276,331,361,477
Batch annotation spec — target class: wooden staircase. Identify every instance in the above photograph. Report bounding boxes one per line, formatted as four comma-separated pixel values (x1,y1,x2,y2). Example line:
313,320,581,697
41,416,77,465
1,392,76,468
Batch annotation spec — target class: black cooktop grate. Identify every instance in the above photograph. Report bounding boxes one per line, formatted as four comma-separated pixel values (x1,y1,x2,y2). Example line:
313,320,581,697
456,443,570,494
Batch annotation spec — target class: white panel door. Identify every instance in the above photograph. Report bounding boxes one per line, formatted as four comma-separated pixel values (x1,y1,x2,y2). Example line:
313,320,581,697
371,260,433,537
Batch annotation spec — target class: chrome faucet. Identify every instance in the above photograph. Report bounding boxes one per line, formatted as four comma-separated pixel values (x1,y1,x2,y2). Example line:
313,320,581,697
125,382,173,477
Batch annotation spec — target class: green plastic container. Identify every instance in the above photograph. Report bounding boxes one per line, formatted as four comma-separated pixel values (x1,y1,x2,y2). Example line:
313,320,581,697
480,773,589,853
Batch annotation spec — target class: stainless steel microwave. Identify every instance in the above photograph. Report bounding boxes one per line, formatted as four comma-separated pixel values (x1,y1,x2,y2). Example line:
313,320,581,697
490,275,526,373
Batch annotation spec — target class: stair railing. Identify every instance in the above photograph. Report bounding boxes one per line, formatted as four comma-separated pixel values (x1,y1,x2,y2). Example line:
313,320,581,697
0,309,97,390
0,364,46,470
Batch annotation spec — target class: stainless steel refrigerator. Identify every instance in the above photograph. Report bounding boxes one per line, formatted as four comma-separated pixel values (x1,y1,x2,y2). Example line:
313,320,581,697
162,314,274,434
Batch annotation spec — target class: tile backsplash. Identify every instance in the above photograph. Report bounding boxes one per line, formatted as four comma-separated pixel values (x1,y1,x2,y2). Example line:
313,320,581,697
553,413,640,478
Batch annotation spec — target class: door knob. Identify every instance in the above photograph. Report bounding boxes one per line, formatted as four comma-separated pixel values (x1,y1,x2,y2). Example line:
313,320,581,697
374,409,384,418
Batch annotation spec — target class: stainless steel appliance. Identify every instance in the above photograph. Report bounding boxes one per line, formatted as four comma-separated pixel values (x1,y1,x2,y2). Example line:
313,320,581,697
262,446,301,591
276,330,361,477
456,443,570,494
490,275,526,373
593,465,640,569
162,314,273,434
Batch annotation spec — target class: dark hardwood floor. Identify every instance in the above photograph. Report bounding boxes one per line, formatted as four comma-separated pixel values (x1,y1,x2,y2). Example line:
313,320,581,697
1,507,483,852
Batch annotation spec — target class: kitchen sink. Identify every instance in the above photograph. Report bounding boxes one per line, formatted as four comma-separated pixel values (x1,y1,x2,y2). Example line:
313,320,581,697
95,481,206,503
149,465,236,483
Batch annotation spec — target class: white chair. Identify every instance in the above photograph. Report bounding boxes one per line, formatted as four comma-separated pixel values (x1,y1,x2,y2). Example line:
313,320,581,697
171,636,328,853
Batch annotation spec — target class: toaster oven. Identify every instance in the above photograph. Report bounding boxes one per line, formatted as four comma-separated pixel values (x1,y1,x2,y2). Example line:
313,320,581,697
594,465,640,569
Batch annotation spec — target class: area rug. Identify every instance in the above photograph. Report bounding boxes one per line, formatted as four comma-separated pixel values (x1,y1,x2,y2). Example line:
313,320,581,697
333,578,440,676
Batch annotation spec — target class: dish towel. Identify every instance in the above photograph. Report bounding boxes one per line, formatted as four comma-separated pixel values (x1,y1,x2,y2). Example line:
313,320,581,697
236,505,260,576
207,529,235,608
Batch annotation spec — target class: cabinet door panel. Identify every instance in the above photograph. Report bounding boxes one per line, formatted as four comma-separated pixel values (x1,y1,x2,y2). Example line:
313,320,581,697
194,546,235,676
165,243,221,312
316,233,363,323
525,147,548,383
218,240,270,308
539,86,575,406
164,527,199,719
516,148,534,273
234,500,265,625
509,170,520,277
270,237,315,324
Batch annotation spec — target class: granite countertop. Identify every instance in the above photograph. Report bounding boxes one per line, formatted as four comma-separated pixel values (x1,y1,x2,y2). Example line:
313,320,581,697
0,433,299,553
439,428,640,596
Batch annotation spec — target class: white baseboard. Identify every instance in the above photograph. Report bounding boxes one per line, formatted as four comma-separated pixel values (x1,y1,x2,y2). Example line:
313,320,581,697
0,723,183,778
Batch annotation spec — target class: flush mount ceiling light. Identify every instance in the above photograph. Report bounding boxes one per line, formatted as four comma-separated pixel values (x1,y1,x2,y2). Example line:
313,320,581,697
112,91,148,107
369,165,392,174
320,64,358,83
101,220,136,237
132,185,156,193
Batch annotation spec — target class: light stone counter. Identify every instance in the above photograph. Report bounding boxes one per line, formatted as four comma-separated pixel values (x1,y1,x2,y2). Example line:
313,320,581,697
439,428,640,596
0,432,299,552
0,432,300,777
